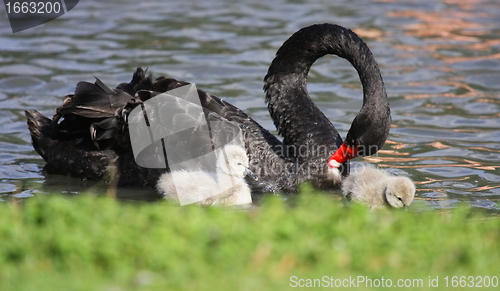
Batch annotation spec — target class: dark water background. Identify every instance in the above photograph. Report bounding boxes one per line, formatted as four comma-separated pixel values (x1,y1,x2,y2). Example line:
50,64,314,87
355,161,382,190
1,0,499,212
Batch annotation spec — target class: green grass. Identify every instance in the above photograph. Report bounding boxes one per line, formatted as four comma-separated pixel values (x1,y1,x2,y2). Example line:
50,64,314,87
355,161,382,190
1,185,499,290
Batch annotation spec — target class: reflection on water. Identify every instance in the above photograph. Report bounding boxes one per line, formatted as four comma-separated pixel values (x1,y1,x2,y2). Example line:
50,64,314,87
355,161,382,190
0,0,499,212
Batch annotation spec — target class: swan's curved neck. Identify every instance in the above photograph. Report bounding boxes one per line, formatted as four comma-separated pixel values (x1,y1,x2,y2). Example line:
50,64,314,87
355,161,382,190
264,24,390,164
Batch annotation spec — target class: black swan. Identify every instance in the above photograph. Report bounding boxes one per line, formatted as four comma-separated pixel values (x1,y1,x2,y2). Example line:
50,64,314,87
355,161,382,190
156,144,254,206
25,23,391,193
341,164,415,209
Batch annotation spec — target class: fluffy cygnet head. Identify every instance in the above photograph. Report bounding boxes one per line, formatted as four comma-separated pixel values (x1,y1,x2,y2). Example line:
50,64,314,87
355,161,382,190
217,145,254,179
384,176,416,208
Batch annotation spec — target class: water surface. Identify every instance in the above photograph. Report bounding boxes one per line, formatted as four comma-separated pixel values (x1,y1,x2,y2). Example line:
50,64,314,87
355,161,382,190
1,0,499,211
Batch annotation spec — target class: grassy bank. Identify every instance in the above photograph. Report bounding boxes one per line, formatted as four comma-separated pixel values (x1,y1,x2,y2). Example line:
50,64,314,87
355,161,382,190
1,186,499,290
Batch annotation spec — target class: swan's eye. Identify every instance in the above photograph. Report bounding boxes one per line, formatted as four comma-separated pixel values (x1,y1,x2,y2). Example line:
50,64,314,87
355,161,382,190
397,197,403,202
237,162,242,166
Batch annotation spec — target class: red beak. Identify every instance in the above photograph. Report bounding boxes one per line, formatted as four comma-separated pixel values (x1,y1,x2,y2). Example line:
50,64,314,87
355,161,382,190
327,142,358,168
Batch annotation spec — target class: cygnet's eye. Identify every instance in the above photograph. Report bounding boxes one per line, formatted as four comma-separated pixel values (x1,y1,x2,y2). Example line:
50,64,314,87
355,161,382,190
237,162,242,166
397,197,403,202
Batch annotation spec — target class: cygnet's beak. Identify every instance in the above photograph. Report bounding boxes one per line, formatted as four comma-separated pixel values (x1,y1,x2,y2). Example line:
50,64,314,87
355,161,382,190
244,167,258,181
